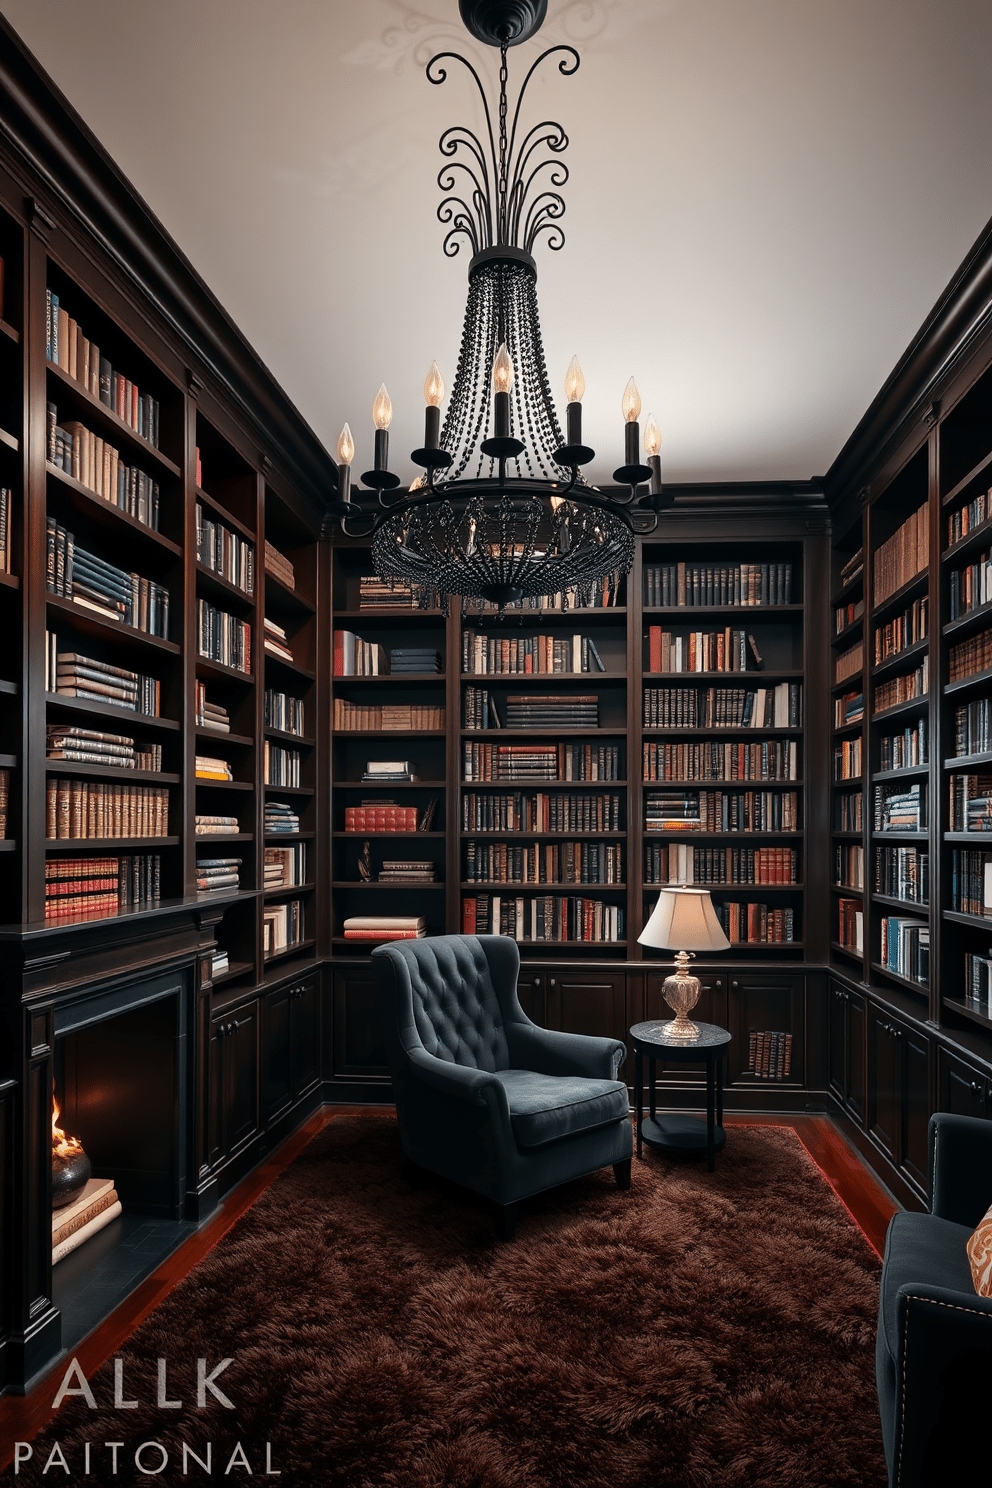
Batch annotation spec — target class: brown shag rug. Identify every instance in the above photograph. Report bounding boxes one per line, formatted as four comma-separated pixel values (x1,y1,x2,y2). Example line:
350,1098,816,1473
23,1117,886,1487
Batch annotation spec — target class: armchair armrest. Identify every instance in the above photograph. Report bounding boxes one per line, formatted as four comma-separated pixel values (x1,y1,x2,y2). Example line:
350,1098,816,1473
892,1284,992,1487
506,1023,626,1081
406,1047,499,1104
929,1112,992,1225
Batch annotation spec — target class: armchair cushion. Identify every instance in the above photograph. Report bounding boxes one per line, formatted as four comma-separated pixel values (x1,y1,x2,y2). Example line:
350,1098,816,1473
493,1069,629,1149
879,1211,974,1361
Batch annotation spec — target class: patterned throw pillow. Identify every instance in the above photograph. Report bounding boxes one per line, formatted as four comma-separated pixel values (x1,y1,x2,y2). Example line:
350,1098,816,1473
967,1203,992,1296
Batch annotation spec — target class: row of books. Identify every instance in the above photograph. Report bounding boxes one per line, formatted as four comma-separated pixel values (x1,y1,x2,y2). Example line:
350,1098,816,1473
879,720,927,771
0,485,11,573
265,801,300,835
197,857,240,894
462,741,621,782
264,900,303,954
964,950,992,1016
504,694,598,728
835,844,864,890
643,562,794,607
873,504,928,606
463,840,623,885
0,766,8,840
264,617,295,664
835,791,864,832
391,648,443,675
950,553,992,621
195,754,232,781
950,850,992,917
358,577,424,610
880,915,929,984
715,903,796,944
264,742,301,787
46,635,160,717
375,860,437,883
642,684,802,729
196,814,238,837
646,843,798,885
197,599,251,673
874,783,925,832
45,853,160,920
342,915,426,940
949,773,992,831
646,628,763,674
875,597,927,662
46,779,169,839
835,597,864,634
461,791,622,833
461,895,625,942
195,685,229,733
47,724,161,771
47,406,160,530
265,842,307,888
52,1177,122,1266
334,632,388,675
196,505,253,594
464,575,622,612
265,687,305,736
876,845,929,904
947,489,991,548
344,805,429,832
264,540,295,591
462,633,605,675
838,898,864,953
839,548,864,588
949,627,992,684
641,739,799,783
875,659,928,714
953,699,992,758
46,521,170,637
464,688,503,730
644,789,799,833
333,699,444,732
835,641,863,684
747,1030,794,1080
834,691,864,728
46,290,162,447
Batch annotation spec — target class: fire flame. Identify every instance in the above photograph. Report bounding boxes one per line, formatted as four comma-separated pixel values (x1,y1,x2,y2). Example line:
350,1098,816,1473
52,1094,83,1158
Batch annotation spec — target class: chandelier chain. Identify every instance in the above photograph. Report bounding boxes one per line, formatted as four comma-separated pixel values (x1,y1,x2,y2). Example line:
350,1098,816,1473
498,43,509,242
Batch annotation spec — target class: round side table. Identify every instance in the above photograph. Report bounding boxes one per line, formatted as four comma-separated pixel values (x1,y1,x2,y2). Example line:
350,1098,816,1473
629,1020,732,1173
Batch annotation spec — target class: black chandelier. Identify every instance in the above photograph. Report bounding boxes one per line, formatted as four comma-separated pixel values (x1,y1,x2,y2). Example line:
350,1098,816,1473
330,0,671,612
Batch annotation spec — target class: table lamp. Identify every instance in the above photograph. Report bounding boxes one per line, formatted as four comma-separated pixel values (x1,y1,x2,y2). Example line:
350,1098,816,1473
638,886,730,1039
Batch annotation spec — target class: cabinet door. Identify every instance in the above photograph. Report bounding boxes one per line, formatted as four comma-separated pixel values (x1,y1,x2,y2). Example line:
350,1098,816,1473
901,1022,930,1192
545,972,626,1045
828,983,848,1106
938,1047,991,1120
868,1009,900,1163
827,983,866,1124
261,984,293,1125
728,973,805,1086
643,974,728,1087
332,970,389,1080
846,991,866,1126
517,973,546,1026
292,978,321,1100
209,1001,259,1166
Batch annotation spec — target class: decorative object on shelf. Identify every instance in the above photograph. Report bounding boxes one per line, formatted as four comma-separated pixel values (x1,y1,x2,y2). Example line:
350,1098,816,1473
638,885,729,1039
357,839,372,881
51,1090,91,1208
330,0,672,612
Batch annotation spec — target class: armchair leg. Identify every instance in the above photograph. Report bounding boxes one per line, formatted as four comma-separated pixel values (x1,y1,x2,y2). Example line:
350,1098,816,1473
613,1159,632,1191
496,1202,519,1241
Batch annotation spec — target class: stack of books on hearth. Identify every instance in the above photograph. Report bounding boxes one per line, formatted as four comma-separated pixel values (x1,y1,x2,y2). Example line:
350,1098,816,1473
343,916,426,941
195,814,239,837
504,695,599,728
265,801,300,834
52,1177,122,1265
378,861,438,882
264,617,295,663
264,541,295,590
196,858,241,894
390,648,443,674
195,755,232,781
195,683,230,732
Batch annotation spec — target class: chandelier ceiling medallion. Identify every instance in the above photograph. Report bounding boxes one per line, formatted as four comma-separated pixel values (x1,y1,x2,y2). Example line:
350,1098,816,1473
330,0,672,612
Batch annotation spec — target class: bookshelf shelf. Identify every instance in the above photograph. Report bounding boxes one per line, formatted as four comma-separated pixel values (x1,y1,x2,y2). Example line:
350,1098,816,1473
195,832,254,843
265,728,315,747
871,570,928,625
210,960,255,987
871,697,929,725
0,571,20,592
0,317,18,345
0,426,18,454
874,893,930,912
262,784,312,797
46,594,181,655
46,359,182,478
872,637,928,678
195,563,254,610
45,693,180,731
872,765,929,782
196,486,254,542
643,605,803,617
263,883,315,898
942,599,992,638
196,727,253,748
332,880,445,890
194,778,255,791
944,665,992,697
869,962,928,995
264,938,316,965
942,449,992,508
263,652,315,683
45,761,180,785
44,835,180,849
45,464,180,555
264,570,315,617
195,657,254,686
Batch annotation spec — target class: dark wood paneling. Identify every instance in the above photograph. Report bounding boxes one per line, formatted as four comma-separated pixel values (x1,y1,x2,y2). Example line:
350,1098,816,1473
938,1046,992,1120
332,970,389,1080
545,972,626,1046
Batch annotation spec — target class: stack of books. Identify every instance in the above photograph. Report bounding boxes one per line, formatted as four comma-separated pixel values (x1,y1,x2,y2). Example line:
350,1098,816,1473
264,900,303,954
46,521,170,637
645,792,701,831
881,915,929,983
838,897,864,952
839,548,864,587
965,950,992,1014
378,861,437,882
264,617,294,664
949,773,992,831
0,766,8,839
950,850,992,916
46,291,162,446
264,688,304,735
265,540,295,590
45,853,160,920
363,760,417,783
196,857,241,894
505,695,598,729
195,755,232,781
52,1177,121,1265
47,638,160,717
0,485,10,572
195,814,239,837
46,725,160,771
265,801,300,834
359,575,420,608
390,647,443,674
210,949,230,979
196,599,250,672
195,685,230,732
874,782,925,832
196,505,253,594
264,842,306,887
345,804,418,832
343,915,426,941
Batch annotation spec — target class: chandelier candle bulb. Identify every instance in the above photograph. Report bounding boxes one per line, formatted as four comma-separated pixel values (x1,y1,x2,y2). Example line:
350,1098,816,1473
623,377,641,468
372,385,393,471
424,361,445,448
644,414,663,495
565,355,585,445
492,342,514,439
336,423,355,504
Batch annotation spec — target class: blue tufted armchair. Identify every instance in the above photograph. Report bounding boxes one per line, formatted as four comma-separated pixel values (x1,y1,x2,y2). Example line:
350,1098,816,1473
371,933,633,1238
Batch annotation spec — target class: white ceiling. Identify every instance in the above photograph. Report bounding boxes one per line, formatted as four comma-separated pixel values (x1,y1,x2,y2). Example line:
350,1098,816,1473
3,0,991,487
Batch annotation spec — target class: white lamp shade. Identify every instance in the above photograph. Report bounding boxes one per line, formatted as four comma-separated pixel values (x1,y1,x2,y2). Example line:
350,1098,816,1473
638,886,730,951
